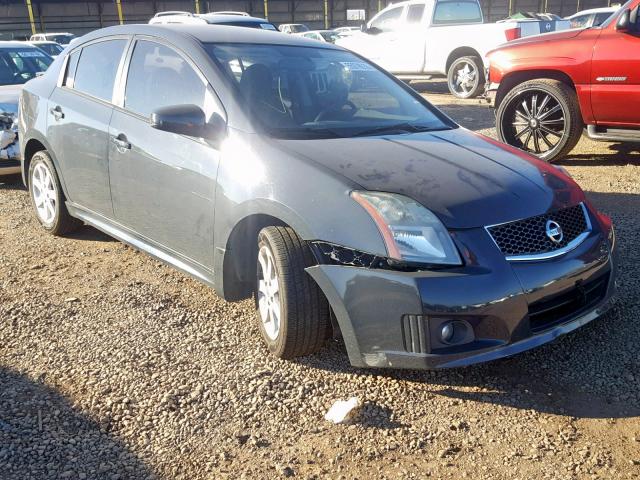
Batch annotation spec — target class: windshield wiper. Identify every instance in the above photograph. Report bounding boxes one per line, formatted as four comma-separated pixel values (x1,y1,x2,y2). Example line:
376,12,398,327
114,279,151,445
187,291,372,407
351,123,444,137
267,127,348,139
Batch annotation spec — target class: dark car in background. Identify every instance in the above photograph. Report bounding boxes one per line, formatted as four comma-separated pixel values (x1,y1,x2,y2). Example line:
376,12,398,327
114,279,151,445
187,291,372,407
19,24,616,369
0,41,52,176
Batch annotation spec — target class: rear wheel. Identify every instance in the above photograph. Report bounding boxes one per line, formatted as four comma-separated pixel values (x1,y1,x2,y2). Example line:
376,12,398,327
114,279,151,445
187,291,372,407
28,151,80,235
447,56,485,99
496,79,583,162
255,226,330,359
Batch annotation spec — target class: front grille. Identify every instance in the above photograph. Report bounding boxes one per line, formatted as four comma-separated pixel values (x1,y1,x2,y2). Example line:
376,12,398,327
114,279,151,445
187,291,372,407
528,272,609,333
487,204,589,258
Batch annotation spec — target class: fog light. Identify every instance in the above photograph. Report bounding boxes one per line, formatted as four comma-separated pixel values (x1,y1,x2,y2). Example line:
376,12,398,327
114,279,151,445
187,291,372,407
440,322,455,343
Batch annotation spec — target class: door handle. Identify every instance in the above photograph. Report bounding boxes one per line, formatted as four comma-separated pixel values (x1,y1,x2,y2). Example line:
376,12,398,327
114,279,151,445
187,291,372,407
49,105,64,121
112,133,131,151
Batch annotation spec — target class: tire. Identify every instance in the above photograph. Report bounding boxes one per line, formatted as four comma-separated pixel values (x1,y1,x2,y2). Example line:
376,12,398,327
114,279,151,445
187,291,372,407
447,56,485,99
254,226,330,359
28,150,81,236
496,79,583,162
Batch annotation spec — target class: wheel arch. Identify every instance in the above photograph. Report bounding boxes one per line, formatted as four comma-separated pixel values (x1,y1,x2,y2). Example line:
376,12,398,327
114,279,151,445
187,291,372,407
495,70,577,110
21,133,69,198
445,47,483,73
216,199,322,302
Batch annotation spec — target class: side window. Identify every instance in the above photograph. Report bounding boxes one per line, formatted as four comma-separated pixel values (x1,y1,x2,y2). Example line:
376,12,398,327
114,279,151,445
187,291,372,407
63,50,80,88
594,12,613,26
73,39,126,102
407,4,426,23
370,6,404,32
124,40,219,120
569,14,591,29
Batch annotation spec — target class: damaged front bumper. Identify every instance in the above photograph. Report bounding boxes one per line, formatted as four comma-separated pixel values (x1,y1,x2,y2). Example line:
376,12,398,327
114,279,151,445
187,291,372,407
307,222,617,370
0,111,21,175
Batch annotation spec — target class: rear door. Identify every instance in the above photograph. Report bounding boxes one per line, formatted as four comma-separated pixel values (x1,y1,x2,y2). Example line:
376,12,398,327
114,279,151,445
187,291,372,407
108,38,223,269
47,37,128,217
590,19,640,126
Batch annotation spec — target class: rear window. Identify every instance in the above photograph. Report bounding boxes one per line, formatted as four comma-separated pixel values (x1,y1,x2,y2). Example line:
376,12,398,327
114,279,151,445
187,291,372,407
72,39,126,102
433,1,482,24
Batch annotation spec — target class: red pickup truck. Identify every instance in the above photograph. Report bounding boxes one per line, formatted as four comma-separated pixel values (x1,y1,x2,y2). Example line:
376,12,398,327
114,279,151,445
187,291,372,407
487,1,640,162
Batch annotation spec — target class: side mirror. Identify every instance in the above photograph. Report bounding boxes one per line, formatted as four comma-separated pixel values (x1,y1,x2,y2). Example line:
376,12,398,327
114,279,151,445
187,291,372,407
363,25,382,35
150,104,226,141
616,9,631,31
617,7,639,33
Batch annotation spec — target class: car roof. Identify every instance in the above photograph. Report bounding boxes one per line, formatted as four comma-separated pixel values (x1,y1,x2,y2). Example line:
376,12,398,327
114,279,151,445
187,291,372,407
74,24,342,49
199,14,271,24
28,40,59,44
0,41,42,48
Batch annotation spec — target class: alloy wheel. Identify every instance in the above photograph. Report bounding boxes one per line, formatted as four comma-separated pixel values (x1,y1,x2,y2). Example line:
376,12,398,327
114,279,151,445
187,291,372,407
31,162,57,225
449,60,478,97
502,90,566,157
257,244,281,341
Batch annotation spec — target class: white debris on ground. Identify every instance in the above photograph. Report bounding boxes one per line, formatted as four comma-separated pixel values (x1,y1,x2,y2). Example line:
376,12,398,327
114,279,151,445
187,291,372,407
324,397,361,424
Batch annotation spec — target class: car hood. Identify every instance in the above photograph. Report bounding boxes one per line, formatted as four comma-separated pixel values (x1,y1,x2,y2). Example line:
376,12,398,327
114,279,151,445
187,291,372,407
0,85,22,114
276,128,584,229
498,27,585,49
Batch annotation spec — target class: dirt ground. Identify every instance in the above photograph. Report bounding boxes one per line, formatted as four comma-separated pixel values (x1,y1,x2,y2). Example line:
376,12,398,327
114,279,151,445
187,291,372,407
1,81,639,479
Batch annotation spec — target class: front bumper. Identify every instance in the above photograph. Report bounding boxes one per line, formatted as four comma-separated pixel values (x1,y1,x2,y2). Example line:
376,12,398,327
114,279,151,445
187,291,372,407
307,214,617,370
484,81,499,107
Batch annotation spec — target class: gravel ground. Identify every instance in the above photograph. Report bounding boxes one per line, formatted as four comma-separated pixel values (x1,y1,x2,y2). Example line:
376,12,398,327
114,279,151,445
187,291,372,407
1,81,639,479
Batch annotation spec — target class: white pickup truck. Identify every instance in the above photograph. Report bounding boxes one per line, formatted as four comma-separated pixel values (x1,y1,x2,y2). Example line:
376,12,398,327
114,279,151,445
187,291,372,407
337,0,570,98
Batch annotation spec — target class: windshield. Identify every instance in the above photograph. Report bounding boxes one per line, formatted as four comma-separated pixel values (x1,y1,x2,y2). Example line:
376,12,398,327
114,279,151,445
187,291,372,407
37,43,64,56
205,44,454,139
0,48,52,85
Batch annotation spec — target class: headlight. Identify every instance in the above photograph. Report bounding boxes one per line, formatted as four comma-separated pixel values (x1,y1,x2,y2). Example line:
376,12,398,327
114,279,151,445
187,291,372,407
351,191,462,265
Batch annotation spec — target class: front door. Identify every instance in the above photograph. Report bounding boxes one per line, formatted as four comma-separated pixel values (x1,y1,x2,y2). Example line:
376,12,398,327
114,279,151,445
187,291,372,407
47,38,128,217
108,39,223,269
590,16,640,126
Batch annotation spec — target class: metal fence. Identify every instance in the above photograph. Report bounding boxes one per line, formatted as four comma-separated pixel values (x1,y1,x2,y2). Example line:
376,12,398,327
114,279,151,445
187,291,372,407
0,0,615,40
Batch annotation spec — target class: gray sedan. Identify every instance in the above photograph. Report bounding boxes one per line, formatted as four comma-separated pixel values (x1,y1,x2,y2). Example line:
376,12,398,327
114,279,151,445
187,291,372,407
19,24,617,369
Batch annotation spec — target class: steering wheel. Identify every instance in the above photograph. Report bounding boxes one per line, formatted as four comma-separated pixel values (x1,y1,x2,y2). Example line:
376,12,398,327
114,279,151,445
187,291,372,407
314,100,358,122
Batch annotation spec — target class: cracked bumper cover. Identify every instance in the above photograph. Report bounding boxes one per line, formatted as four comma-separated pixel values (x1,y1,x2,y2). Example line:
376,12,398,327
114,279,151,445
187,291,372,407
306,226,617,370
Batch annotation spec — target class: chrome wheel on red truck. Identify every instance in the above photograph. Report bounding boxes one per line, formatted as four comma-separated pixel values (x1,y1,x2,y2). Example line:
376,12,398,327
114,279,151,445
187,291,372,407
496,79,583,162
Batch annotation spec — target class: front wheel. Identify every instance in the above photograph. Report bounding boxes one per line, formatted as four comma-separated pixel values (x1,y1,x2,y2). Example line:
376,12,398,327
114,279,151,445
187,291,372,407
255,226,330,359
496,79,583,162
447,56,485,99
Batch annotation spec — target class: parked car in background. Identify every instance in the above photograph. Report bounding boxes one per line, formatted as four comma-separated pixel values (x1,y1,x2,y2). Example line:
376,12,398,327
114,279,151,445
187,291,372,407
0,42,52,176
333,26,361,36
337,0,571,98
29,32,76,45
566,6,618,28
279,23,310,34
27,40,64,58
19,24,616,370
487,2,636,161
296,30,340,43
149,11,278,30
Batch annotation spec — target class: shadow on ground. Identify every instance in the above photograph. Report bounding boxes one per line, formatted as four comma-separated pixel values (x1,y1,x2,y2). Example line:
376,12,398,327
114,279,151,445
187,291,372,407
297,190,640,421
0,367,154,480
